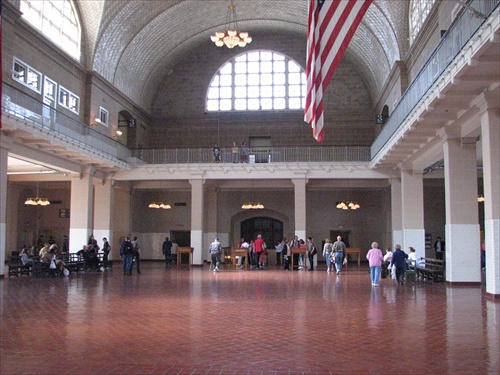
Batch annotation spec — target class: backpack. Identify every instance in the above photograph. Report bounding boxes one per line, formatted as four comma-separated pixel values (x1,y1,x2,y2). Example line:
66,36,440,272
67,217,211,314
122,241,133,254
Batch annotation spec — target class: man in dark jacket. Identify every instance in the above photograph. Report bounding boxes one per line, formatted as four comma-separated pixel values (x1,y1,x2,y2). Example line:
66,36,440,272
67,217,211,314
390,244,408,284
120,237,134,275
162,236,173,266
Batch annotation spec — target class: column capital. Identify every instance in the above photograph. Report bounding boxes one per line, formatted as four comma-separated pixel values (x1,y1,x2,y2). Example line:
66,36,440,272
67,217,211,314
437,127,460,141
471,90,500,113
291,176,309,186
397,162,424,176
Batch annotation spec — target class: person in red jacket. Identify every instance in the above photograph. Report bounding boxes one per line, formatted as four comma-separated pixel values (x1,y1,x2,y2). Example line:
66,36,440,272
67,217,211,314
254,235,266,270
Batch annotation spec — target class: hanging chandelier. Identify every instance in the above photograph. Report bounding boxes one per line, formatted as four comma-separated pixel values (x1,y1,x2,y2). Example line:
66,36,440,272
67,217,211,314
336,181,360,210
148,202,171,209
242,181,264,209
241,202,264,209
25,174,50,206
25,197,51,206
211,0,252,48
336,201,360,210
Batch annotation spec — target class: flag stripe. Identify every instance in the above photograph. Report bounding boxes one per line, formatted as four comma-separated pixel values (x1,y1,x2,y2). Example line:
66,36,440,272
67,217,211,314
304,0,372,143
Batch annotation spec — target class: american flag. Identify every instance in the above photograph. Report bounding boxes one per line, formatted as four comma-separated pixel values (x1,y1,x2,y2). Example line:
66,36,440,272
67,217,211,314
304,0,372,142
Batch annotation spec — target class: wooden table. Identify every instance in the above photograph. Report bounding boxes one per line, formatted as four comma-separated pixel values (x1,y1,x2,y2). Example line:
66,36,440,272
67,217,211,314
291,247,306,270
231,248,249,269
177,247,193,267
345,248,361,269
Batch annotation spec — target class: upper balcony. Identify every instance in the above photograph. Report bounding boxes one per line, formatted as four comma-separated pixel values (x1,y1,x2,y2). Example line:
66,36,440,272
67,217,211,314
371,0,500,171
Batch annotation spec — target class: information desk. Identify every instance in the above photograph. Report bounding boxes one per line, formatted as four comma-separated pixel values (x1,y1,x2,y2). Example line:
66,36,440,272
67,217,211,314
177,247,194,267
345,248,361,269
230,248,249,269
291,247,306,270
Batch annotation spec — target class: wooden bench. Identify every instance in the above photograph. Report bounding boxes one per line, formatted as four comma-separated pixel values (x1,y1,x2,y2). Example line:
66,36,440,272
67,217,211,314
65,254,85,273
416,258,444,282
8,259,32,277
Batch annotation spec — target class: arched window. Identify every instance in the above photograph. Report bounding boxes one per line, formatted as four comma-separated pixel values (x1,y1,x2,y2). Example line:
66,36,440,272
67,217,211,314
206,51,306,111
20,0,81,60
409,0,436,44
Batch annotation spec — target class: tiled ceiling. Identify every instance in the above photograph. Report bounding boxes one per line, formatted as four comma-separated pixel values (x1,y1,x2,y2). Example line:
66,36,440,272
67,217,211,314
77,0,408,111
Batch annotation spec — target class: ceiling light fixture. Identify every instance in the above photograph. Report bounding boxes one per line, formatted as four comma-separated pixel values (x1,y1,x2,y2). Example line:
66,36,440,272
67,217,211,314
25,171,50,206
242,181,264,209
211,0,252,48
336,181,360,210
148,202,171,209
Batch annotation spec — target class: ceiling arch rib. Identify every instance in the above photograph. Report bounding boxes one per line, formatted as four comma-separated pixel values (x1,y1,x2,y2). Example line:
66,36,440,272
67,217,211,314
89,0,408,113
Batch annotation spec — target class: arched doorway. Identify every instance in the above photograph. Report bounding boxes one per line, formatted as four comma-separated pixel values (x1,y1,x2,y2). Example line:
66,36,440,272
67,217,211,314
240,217,283,248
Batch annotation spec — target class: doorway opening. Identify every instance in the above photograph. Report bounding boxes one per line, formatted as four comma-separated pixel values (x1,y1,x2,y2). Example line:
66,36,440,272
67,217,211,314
241,217,283,249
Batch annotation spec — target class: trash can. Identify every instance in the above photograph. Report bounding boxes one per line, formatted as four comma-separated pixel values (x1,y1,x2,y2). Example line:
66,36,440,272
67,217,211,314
249,155,255,163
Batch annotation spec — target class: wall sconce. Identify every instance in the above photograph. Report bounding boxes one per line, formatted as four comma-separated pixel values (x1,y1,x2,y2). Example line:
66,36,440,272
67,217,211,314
115,130,123,136
90,118,101,127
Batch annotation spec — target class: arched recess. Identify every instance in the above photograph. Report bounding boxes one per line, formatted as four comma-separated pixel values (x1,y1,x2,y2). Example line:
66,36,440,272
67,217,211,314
117,110,135,148
231,208,290,249
382,105,389,124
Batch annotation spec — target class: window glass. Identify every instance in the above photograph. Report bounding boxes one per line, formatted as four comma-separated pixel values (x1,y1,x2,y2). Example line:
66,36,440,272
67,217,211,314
20,0,81,60
409,0,436,44
206,51,306,112
12,58,41,93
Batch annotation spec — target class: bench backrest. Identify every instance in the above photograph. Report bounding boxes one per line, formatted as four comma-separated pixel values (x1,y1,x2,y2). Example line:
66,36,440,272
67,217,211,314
421,258,444,269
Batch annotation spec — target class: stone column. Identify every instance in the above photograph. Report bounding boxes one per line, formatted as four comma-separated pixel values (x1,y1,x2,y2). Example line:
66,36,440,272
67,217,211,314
0,143,8,276
205,187,218,263
442,133,480,283
189,177,204,265
391,177,403,248
292,176,308,266
93,176,114,259
292,177,307,240
477,93,500,296
401,169,425,256
69,167,94,252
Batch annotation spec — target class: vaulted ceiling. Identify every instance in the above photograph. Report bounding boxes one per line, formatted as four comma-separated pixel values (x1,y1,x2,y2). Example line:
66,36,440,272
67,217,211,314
75,0,409,111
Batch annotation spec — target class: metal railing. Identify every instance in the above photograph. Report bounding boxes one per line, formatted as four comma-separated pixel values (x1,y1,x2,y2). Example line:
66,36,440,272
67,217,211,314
371,0,499,159
132,146,371,164
1,82,130,162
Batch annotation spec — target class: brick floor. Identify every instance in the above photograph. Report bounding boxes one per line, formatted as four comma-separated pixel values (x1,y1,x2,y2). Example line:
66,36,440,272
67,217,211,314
1,262,498,374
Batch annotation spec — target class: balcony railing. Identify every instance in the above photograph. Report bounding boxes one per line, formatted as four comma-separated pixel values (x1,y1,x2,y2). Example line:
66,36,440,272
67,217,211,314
1,82,130,162
371,0,499,159
132,146,371,164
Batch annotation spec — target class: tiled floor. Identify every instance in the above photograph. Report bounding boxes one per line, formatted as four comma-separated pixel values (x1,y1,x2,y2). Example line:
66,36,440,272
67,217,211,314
1,262,498,375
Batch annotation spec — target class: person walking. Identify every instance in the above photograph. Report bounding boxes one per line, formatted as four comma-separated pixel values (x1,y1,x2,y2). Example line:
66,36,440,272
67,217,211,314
275,240,283,266
323,238,333,272
209,237,222,272
120,236,134,275
162,236,173,266
132,236,141,274
433,236,445,260
289,235,300,270
240,141,249,163
306,237,317,271
366,242,384,286
231,141,239,163
254,235,266,270
213,144,221,162
332,236,346,275
281,237,291,270
390,244,408,284
102,237,111,269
